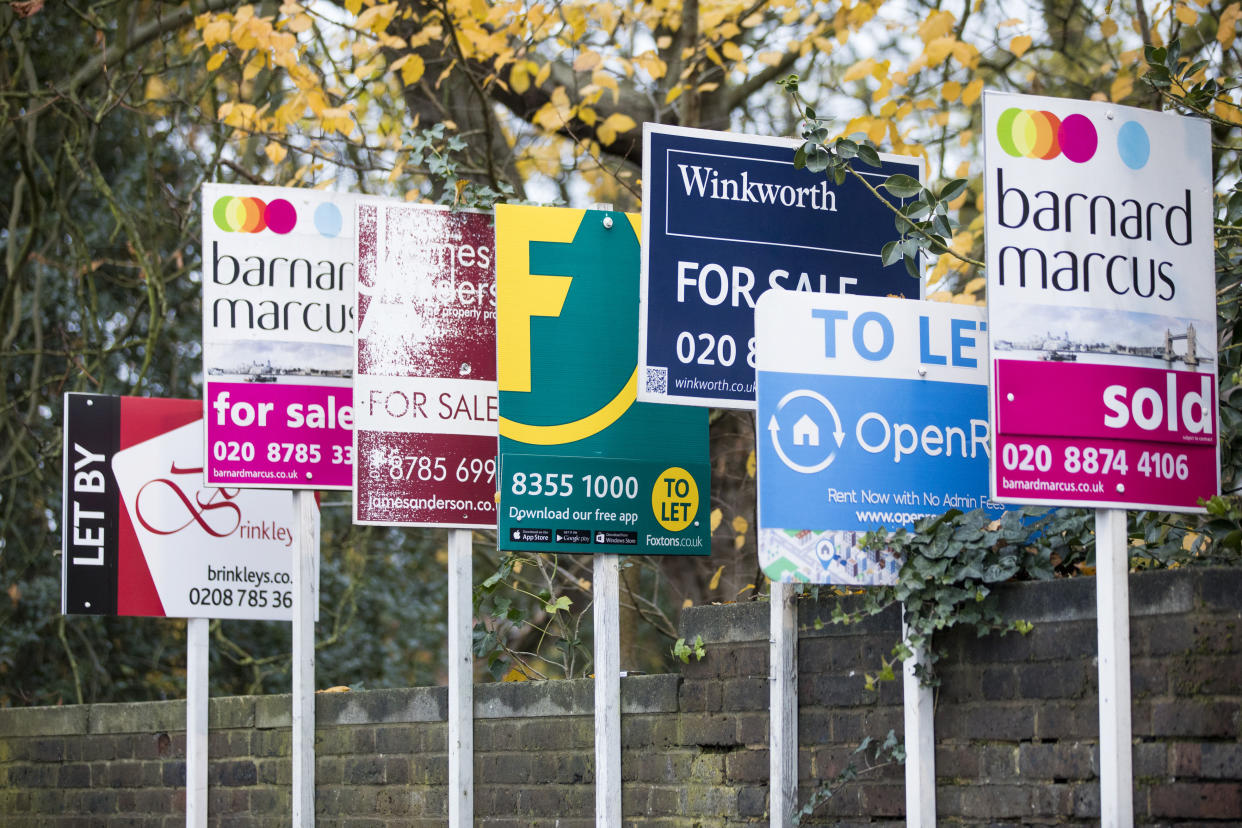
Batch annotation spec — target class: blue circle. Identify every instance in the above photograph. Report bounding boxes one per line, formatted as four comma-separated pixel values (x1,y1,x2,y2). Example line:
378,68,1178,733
1117,121,1150,170
314,202,343,237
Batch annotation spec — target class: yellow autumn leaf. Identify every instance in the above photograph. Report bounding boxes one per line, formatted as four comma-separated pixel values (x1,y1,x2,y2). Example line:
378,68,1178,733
1220,4,1240,48
746,449,756,478
733,534,746,550
144,76,169,101
577,106,597,126
731,515,749,535
842,57,875,83
924,36,956,66
205,50,227,72
595,111,636,144
203,18,230,49
664,84,684,104
573,50,601,72
963,276,986,294
941,80,962,101
286,13,312,33
758,50,783,67
962,78,984,106
1174,4,1198,24
1110,73,1133,102
998,17,1023,27
708,566,725,591
1100,17,1119,36
400,53,425,85
722,41,743,62
917,10,956,42
344,0,363,14
710,508,723,532
264,142,287,164
510,62,530,94
1009,35,1033,57
682,597,693,609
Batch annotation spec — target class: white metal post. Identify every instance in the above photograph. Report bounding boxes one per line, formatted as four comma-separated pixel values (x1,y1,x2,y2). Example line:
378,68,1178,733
594,554,621,825
186,617,209,828
901,611,936,827
447,529,474,826
1095,507,1133,827
769,581,798,827
292,490,319,826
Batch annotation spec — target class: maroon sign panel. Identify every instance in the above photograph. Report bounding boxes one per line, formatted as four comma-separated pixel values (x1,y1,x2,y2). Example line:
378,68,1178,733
353,204,498,527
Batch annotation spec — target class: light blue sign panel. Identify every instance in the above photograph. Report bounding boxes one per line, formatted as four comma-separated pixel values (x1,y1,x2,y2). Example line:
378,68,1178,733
756,291,1004,585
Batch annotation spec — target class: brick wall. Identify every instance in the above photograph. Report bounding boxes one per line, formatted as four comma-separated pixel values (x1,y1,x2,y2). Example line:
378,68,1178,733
1,567,1239,825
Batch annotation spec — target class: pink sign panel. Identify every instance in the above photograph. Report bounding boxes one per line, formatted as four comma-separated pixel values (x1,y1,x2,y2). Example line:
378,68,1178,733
204,381,354,487
993,360,1218,511
353,203,498,527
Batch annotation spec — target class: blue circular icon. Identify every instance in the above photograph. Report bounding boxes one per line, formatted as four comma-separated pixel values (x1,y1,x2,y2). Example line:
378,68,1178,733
314,202,343,237
1117,121,1150,170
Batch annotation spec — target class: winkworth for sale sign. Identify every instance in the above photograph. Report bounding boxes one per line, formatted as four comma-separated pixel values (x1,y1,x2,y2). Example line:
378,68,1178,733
756,292,1003,585
983,92,1218,512
639,124,922,409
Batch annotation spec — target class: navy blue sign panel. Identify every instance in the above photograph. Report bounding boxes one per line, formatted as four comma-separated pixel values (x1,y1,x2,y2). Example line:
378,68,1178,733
639,124,922,409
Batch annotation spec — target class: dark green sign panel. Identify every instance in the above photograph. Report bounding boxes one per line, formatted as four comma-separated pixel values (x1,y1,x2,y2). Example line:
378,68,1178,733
495,205,709,555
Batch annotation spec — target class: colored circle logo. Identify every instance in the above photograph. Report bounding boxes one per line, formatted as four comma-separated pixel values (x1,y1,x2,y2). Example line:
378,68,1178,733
212,196,296,234
1117,120,1150,170
996,108,1097,163
651,467,699,532
314,202,343,238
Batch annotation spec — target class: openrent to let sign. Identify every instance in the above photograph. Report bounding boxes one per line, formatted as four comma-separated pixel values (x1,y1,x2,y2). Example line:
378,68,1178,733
984,92,1218,511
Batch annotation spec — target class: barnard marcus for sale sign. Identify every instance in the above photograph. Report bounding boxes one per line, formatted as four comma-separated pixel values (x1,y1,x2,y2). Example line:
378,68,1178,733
983,92,1218,512
202,184,380,489
353,203,498,528
62,394,309,620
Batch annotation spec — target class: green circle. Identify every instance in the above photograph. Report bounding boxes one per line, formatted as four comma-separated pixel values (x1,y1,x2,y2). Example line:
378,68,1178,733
995,108,1022,157
212,196,235,231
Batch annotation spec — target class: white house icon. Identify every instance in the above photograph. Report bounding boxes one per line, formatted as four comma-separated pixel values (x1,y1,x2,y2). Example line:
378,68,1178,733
792,414,820,446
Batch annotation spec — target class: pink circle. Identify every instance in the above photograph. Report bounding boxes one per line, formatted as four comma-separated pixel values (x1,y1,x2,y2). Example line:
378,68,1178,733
265,199,297,234
1057,114,1097,163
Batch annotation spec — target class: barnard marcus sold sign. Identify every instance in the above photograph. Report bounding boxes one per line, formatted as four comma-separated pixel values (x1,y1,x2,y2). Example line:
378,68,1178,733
639,124,922,409
353,203,498,528
495,204,709,556
756,292,1003,585
983,92,1218,512
62,394,310,620
202,184,381,489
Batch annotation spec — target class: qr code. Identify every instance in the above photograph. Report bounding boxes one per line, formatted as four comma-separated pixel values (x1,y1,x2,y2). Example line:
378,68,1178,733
645,366,668,395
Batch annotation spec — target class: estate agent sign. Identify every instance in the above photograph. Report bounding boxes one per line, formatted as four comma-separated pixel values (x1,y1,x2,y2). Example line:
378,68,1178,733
639,124,922,409
756,292,1002,584
495,204,710,555
353,203,498,527
983,92,1218,511
62,394,305,620
202,184,364,489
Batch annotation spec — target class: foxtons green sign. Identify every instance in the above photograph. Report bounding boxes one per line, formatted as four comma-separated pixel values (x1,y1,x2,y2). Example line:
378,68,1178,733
495,205,709,555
